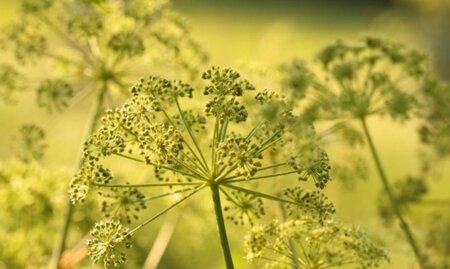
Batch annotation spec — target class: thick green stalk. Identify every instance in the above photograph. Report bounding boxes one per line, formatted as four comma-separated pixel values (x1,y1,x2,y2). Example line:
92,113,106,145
360,117,427,269
210,185,234,269
49,83,108,269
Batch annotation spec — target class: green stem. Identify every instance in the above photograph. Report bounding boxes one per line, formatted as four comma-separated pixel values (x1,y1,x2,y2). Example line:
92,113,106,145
224,170,298,183
112,152,206,180
360,117,427,269
49,82,108,269
93,182,202,188
139,187,199,202
175,99,210,172
223,184,301,207
212,118,219,176
130,184,205,234
161,108,209,176
210,184,234,269
37,14,94,67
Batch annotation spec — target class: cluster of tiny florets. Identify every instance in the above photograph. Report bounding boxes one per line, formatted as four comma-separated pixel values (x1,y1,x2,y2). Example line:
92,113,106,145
13,123,47,163
36,79,74,113
0,64,25,103
378,176,427,224
138,123,184,166
69,164,113,203
223,190,265,226
99,186,147,224
246,216,388,269
71,66,339,267
108,32,145,57
202,67,255,123
1,0,206,113
419,77,450,156
312,37,429,122
289,147,332,189
87,219,132,268
217,135,263,179
84,126,127,161
279,59,314,100
283,186,335,223
172,110,207,133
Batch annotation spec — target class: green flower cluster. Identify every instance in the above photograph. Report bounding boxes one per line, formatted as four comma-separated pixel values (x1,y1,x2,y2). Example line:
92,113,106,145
87,219,132,268
314,37,427,121
99,185,147,224
419,78,450,156
223,190,265,226
0,0,206,109
245,216,388,269
378,176,427,224
0,65,25,103
13,123,47,163
0,161,70,269
424,213,450,269
71,66,338,267
283,186,335,223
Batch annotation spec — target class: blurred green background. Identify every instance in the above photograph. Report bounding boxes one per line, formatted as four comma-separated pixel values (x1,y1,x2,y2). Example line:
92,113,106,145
0,0,448,268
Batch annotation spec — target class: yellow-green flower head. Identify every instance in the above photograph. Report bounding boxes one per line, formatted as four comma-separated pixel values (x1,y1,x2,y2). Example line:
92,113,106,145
88,219,132,268
99,185,147,224
13,123,47,163
246,216,388,269
0,64,26,103
314,37,429,121
70,164,113,203
223,191,265,226
419,77,450,156
71,67,335,266
1,0,206,109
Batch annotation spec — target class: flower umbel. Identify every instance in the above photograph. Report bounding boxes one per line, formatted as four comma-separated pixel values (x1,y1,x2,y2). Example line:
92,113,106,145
245,215,388,269
87,219,132,268
71,67,337,267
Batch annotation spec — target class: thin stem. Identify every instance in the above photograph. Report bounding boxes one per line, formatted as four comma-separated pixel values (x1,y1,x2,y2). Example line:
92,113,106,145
37,14,94,67
130,184,205,234
112,152,205,180
245,121,264,140
272,153,300,269
257,162,290,172
215,163,238,182
93,182,203,188
179,150,208,175
219,187,240,207
50,82,108,269
258,256,293,266
113,152,144,163
256,130,282,152
279,198,300,269
223,184,300,208
210,184,235,269
171,156,209,180
224,170,298,183
212,118,219,176
112,134,204,179
161,109,209,176
219,119,229,142
175,99,210,172
255,136,283,155
360,117,427,269
140,187,199,202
